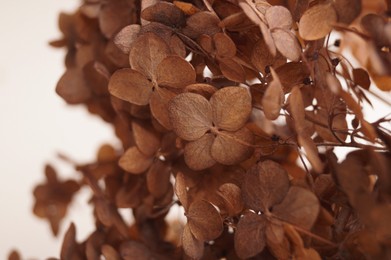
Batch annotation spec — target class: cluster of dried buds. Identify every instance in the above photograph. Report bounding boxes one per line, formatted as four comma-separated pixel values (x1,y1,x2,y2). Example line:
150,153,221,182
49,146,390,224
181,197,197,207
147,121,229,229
12,0,391,259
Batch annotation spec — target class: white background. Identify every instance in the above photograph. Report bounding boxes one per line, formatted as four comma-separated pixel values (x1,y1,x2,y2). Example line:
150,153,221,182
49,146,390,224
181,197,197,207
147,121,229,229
0,1,117,258
0,1,390,259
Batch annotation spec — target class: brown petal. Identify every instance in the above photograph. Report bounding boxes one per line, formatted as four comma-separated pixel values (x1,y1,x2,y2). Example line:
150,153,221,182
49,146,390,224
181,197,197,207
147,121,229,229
210,87,252,131
119,146,154,174
108,68,152,106
184,11,221,38
242,160,290,212
272,29,301,62
334,0,361,25
150,88,176,130
234,212,266,259
99,1,134,39
129,33,171,78
272,186,320,230
275,62,310,93
120,241,153,260
132,119,161,157
352,68,371,90
265,5,292,30
251,39,286,75
211,128,254,165
56,68,92,104
299,3,337,41
213,32,236,58
114,24,141,54
184,83,217,99
168,92,213,141
218,58,246,83
184,134,216,171
61,223,83,260
146,160,172,198
217,183,244,216
141,2,186,27
175,172,189,210
182,224,204,259
101,244,121,260
156,56,196,88
187,200,223,241
262,68,285,120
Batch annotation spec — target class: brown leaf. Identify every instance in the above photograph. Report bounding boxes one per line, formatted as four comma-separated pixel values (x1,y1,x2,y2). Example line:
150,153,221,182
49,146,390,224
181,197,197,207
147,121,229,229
184,133,216,171
218,58,246,83
353,68,371,90
213,33,237,58
108,68,152,106
101,244,121,260
251,39,286,74
262,68,285,120
265,218,285,244
217,183,244,216
333,0,361,25
56,68,92,104
234,212,266,259
265,5,293,30
275,62,310,93
146,160,171,198
141,2,186,27
272,29,301,62
273,186,320,230
156,56,196,88
132,120,161,157
175,172,189,210
120,241,153,260
187,200,223,241
119,146,154,174
299,3,337,41
243,160,290,212
114,24,141,54
61,223,83,260
129,33,170,78
259,21,277,56
298,133,324,173
211,127,254,165
184,83,217,99
182,224,204,259
185,11,221,38
169,92,213,141
210,87,252,131
149,88,176,130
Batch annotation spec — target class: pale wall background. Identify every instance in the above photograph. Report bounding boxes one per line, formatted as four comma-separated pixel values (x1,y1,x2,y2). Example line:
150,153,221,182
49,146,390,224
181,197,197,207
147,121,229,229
0,1,390,259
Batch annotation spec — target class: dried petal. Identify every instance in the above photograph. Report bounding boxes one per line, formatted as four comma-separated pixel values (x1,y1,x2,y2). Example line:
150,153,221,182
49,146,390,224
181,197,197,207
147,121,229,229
262,69,285,120
242,160,290,212
119,146,154,174
156,56,196,88
141,2,186,27
213,33,236,58
299,3,337,41
234,212,266,259
114,24,141,54
129,33,171,78
185,12,221,38
101,244,121,260
56,69,92,104
334,0,361,25
272,29,301,62
146,160,171,198
211,128,254,165
182,224,204,259
218,58,246,83
120,241,153,260
217,183,244,216
187,200,223,241
175,172,189,210
150,88,176,130
273,186,320,230
132,120,161,157
265,6,292,30
210,87,252,131
184,134,216,171
353,68,371,90
108,68,152,106
169,92,213,141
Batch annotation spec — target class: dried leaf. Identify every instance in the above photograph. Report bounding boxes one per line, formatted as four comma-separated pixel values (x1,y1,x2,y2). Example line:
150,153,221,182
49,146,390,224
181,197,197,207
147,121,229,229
114,24,141,54
169,92,213,141
149,88,176,130
61,223,83,260
213,33,237,58
234,212,266,259
353,68,371,90
175,172,189,210
182,224,204,259
210,87,252,131
262,68,285,120
251,39,286,74
218,58,246,83
275,62,310,93
108,68,152,106
217,183,244,216
272,29,301,62
333,0,361,25
119,146,154,174
265,6,292,30
101,244,121,260
146,160,171,198
299,3,337,41
56,69,92,104
156,56,196,88
211,127,254,165
273,186,320,230
243,160,290,212
185,12,221,38
184,134,216,171
129,33,171,78
187,200,223,241
141,2,186,27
